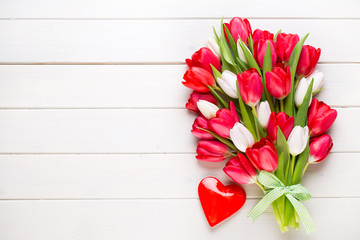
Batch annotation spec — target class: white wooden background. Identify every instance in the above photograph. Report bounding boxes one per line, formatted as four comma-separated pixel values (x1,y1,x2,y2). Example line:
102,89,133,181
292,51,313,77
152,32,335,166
0,0,359,239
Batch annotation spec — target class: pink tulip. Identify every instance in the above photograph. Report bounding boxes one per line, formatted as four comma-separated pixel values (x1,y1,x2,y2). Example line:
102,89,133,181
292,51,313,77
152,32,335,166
265,63,291,99
267,112,294,142
276,33,299,62
191,116,214,140
229,17,252,44
253,39,277,68
309,134,333,164
296,45,321,77
196,140,230,162
208,102,239,138
186,91,217,113
308,99,337,137
182,67,216,92
186,47,221,73
246,138,278,172
237,68,263,107
252,29,274,42
223,154,257,185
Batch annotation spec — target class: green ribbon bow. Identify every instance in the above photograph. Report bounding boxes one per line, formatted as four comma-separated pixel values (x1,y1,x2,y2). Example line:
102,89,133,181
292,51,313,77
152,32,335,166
248,171,316,233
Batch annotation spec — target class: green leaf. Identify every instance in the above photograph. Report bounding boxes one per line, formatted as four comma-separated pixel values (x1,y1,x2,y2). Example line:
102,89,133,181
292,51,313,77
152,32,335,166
207,85,229,109
292,142,309,184
236,81,256,138
224,25,238,60
211,64,221,80
212,26,220,44
219,19,236,66
238,39,261,75
275,153,285,183
274,29,281,42
253,114,266,139
248,34,254,54
313,87,323,95
235,57,247,72
197,127,237,151
284,34,309,117
275,127,290,184
294,79,313,127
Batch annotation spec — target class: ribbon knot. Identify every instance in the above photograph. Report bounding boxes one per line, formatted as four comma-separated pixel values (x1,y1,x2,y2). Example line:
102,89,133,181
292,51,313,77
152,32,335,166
248,171,316,233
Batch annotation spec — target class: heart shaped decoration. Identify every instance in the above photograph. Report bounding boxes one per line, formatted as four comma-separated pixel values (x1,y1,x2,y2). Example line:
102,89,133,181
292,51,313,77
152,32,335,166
198,177,246,227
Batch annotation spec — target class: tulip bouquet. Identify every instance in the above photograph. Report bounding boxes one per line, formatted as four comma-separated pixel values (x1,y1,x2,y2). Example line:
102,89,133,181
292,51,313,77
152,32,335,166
182,17,337,233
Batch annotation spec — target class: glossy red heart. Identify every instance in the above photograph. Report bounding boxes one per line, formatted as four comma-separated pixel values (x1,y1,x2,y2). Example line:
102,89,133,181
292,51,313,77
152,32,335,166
198,177,246,227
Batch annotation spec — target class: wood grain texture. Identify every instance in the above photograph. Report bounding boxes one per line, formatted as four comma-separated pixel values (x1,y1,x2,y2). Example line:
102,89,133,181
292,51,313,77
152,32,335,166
0,0,358,19
0,20,359,63
0,108,354,153
0,153,357,199
0,64,358,108
0,199,359,239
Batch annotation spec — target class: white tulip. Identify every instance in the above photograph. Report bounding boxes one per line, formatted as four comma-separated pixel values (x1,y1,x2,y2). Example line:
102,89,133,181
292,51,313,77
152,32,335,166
287,126,309,156
207,37,221,59
256,101,271,129
295,77,312,108
237,39,248,63
230,122,255,152
217,70,238,99
197,100,219,119
307,70,324,94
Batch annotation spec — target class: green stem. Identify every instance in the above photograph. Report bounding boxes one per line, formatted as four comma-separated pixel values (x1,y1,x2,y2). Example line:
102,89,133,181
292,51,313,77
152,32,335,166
255,181,265,191
291,154,296,174
251,107,260,141
302,161,310,178
280,99,284,112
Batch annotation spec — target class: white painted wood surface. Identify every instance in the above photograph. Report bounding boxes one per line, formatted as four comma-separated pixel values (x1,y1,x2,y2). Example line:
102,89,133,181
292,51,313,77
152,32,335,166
0,0,359,239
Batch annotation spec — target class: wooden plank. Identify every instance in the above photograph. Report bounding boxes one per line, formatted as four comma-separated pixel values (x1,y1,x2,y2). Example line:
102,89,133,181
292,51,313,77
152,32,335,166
0,153,357,199
0,64,358,108
0,108,355,153
0,0,358,19
0,198,358,239
0,20,359,63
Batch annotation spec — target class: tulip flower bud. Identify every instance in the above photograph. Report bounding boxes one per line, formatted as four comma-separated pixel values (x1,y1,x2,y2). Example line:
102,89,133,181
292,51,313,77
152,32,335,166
308,99,337,137
182,67,216,92
237,68,263,107
196,140,230,162
253,39,277,68
307,70,324,94
223,154,257,185
186,91,217,113
197,100,219,119
246,138,278,172
186,47,221,74
191,116,214,140
229,17,252,44
252,29,274,42
206,37,221,59
309,134,333,164
217,70,238,99
296,45,321,77
209,107,239,138
230,122,255,152
265,63,291,100
256,101,271,129
295,77,312,108
236,39,247,63
267,112,294,142
276,33,299,63
287,126,309,156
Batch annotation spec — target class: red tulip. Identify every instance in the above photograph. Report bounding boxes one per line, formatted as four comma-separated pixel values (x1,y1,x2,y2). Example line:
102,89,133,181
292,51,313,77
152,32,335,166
267,112,294,142
209,102,239,138
252,29,274,42
182,67,215,92
229,17,252,44
223,154,257,185
186,91,217,113
309,134,333,164
308,99,337,137
253,39,277,68
246,138,278,172
196,140,230,162
276,33,299,62
296,45,321,77
191,116,214,140
237,68,263,107
186,47,221,73
223,23,231,41
265,63,291,99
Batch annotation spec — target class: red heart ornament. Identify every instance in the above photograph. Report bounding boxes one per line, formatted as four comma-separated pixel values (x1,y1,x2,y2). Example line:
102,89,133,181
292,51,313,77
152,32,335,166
198,177,246,227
